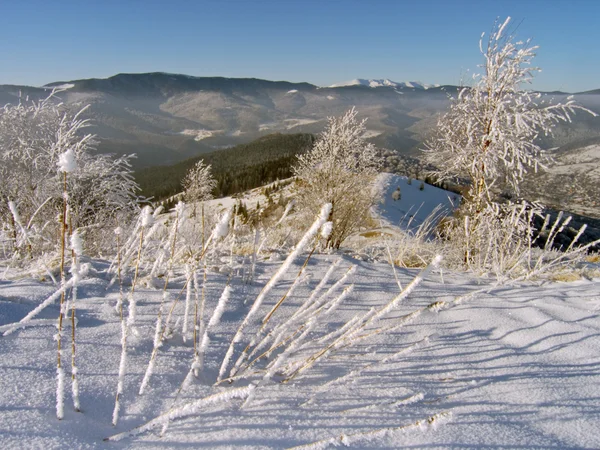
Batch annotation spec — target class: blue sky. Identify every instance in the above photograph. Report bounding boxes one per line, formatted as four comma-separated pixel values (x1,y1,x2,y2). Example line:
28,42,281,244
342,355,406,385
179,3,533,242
0,0,598,92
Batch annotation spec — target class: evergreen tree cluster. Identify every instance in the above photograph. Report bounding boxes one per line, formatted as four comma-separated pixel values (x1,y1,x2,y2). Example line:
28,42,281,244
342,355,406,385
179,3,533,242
135,133,314,201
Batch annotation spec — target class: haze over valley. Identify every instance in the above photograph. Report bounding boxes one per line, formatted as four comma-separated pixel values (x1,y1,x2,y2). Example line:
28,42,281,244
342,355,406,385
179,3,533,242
3,72,598,216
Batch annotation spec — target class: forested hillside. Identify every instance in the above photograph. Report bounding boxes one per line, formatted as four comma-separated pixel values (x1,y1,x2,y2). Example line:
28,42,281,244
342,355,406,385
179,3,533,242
135,133,314,201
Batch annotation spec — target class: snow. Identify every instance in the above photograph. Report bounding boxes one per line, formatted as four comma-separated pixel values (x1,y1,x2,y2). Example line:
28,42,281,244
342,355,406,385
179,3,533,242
49,83,75,90
550,143,600,178
141,206,154,228
362,130,383,139
284,118,320,129
259,123,275,131
0,176,599,447
70,231,83,256
374,173,460,232
57,149,77,173
328,79,437,90
320,221,333,239
286,90,299,94
0,249,599,447
207,286,232,328
180,129,215,141
214,208,232,238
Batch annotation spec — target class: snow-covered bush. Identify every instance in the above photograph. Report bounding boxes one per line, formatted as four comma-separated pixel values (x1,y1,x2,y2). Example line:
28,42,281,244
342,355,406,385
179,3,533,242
424,17,596,208
182,159,216,206
0,92,139,261
423,17,597,276
293,108,383,249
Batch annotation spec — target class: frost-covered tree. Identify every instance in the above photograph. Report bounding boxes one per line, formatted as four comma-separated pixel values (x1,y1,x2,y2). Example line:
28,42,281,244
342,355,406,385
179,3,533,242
293,108,382,249
182,159,216,205
424,17,596,211
182,159,216,249
0,92,139,258
424,17,597,273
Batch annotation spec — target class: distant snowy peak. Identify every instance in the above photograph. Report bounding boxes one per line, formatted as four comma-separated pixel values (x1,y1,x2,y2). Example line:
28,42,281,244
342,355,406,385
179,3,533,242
328,79,439,90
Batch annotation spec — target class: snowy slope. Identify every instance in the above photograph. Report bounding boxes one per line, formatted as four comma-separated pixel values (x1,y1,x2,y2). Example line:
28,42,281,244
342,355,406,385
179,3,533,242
1,253,599,448
329,79,439,89
523,142,600,218
374,173,460,232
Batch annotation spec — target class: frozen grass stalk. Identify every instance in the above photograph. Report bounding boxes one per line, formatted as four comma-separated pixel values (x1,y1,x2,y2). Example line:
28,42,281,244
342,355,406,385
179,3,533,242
111,208,151,424
69,229,83,412
1,270,89,336
55,149,76,420
287,411,452,449
219,203,331,382
182,264,192,342
105,386,254,441
139,203,184,394
244,259,343,364
111,226,129,426
113,226,124,315
128,206,154,331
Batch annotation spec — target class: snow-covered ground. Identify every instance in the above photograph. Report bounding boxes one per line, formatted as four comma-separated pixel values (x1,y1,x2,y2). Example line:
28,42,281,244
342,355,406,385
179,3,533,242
374,173,459,232
1,177,599,449
283,118,321,129
552,144,600,178
327,79,440,90
180,129,217,141
1,251,599,448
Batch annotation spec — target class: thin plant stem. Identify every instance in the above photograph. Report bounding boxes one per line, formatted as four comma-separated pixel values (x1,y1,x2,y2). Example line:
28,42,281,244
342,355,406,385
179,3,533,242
56,171,68,420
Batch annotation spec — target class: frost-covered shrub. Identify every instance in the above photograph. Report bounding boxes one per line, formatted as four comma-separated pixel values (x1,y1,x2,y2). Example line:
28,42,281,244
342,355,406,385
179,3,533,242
182,160,216,213
293,108,383,249
422,17,597,276
438,201,537,277
424,17,596,209
433,201,598,279
0,92,139,260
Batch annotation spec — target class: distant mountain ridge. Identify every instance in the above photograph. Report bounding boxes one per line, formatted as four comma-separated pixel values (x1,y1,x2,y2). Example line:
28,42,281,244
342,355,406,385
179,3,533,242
1,73,598,160
44,72,316,97
328,78,439,90
1,72,600,217
1,72,463,169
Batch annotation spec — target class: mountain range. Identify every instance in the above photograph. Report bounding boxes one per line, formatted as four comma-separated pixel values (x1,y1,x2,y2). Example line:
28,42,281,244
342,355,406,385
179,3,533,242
328,78,439,89
1,72,600,216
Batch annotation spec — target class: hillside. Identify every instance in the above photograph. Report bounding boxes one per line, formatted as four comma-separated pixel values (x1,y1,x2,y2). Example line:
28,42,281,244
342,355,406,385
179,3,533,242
2,73,599,171
3,72,600,221
523,137,600,218
135,133,314,201
1,153,599,449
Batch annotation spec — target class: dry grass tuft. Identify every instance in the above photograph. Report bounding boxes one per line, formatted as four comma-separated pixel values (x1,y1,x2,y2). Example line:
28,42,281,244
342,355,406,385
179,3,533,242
585,253,600,263
549,272,582,283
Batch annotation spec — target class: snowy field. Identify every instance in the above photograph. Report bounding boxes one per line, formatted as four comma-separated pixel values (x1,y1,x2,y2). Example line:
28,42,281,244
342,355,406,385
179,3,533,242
374,173,459,232
0,175,598,449
1,251,599,449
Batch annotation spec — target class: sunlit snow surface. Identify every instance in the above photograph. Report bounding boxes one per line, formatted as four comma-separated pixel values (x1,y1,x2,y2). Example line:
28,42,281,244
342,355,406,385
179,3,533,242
1,180,599,448
374,173,459,232
328,79,441,90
